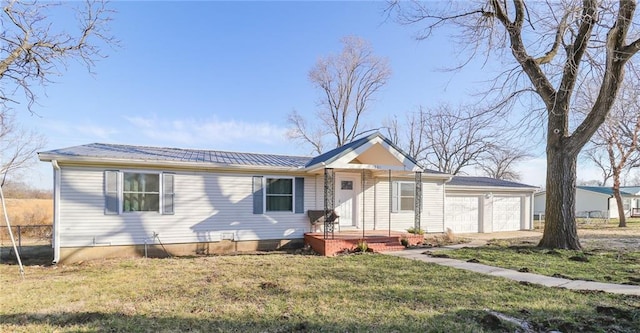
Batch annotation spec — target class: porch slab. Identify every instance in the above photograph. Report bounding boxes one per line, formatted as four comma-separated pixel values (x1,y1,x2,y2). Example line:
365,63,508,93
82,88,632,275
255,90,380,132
304,230,424,256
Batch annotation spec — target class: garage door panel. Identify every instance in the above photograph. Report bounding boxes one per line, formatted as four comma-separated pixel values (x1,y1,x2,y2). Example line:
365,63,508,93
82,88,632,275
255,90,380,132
493,197,521,232
445,196,479,233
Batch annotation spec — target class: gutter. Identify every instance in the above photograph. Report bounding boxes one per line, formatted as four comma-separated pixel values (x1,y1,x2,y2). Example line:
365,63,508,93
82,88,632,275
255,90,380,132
38,154,305,173
51,160,61,264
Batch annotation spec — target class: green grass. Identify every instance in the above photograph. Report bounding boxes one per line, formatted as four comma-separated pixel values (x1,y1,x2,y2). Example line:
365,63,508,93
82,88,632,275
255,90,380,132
2,254,639,332
443,240,640,285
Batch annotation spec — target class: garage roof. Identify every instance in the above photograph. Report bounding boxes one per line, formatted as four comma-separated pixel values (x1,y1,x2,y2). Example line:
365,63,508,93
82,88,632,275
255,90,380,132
448,176,537,189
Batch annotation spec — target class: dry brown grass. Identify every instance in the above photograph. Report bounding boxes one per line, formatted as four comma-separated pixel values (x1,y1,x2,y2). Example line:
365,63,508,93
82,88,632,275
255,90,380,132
2,198,52,226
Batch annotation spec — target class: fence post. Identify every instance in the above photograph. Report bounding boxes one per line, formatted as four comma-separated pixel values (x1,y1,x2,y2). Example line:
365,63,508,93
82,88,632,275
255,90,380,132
17,225,21,253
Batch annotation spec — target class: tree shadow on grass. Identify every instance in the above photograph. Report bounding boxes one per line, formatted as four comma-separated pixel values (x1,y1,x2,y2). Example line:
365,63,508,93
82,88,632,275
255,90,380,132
2,305,639,333
0,245,52,266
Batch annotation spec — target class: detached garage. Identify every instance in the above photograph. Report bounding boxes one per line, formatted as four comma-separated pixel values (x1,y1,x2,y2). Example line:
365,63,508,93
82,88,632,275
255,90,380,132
444,177,537,233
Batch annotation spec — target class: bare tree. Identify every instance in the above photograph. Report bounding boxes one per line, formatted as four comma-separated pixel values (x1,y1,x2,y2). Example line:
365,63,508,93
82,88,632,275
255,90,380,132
0,110,45,185
288,36,391,154
586,84,640,227
583,149,613,186
0,0,115,110
419,103,498,174
477,145,531,181
390,1,640,250
384,109,429,161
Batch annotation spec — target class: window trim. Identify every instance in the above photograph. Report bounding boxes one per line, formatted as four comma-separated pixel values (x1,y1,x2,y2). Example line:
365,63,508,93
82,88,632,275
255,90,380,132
104,170,174,215
263,176,295,213
397,181,416,212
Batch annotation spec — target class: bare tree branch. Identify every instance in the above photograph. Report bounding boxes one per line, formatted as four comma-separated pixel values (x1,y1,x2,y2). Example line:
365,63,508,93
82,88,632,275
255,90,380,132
0,0,116,112
287,36,391,153
0,109,45,185
390,0,640,250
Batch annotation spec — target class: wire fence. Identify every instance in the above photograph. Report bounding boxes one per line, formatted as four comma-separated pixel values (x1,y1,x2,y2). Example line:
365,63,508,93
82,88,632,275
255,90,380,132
0,224,52,247
0,225,52,264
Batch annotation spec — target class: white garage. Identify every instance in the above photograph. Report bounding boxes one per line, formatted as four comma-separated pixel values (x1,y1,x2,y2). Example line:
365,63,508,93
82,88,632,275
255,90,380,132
445,196,480,233
492,196,522,231
444,177,537,233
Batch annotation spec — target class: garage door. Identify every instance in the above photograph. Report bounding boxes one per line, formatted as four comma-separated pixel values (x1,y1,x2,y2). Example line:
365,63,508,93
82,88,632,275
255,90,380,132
445,196,480,233
492,197,521,231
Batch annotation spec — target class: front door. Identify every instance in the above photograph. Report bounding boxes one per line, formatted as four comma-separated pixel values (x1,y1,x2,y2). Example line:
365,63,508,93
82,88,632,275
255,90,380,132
336,175,357,227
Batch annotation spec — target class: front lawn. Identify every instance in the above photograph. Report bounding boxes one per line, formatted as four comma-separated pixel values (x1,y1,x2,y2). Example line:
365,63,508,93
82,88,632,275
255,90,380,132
442,239,640,285
2,254,639,332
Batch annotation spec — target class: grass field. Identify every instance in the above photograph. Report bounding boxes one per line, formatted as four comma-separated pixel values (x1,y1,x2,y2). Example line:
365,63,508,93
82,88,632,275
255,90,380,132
2,198,52,226
444,219,640,284
2,254,639,332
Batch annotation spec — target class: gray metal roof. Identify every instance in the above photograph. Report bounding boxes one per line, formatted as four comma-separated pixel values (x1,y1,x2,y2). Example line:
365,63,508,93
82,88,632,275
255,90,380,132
304,132,423,169
303,132,446,174
39,143,312,168
578,186,640,197
448,176,537,189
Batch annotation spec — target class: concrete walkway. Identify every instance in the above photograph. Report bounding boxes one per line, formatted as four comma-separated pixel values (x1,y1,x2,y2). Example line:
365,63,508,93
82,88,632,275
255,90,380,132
386,248,640,296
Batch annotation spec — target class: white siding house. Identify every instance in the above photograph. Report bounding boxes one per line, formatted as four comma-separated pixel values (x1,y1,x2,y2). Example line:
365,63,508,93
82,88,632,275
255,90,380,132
39,132,537,263
534,186,640,219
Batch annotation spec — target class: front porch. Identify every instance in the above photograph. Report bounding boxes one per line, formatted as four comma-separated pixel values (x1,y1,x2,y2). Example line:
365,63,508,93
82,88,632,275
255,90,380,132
304,230,424,256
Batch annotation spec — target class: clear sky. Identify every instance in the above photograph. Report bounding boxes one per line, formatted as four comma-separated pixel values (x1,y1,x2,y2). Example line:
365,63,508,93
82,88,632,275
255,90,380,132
18,1,599,190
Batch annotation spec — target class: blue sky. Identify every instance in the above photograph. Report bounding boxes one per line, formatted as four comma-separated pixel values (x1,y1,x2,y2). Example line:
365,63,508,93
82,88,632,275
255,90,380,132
20,1,573,189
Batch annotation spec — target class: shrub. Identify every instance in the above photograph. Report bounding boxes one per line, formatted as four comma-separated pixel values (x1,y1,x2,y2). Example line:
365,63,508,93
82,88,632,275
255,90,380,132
407,227,425,235
355,240,369,252
400,238,409,247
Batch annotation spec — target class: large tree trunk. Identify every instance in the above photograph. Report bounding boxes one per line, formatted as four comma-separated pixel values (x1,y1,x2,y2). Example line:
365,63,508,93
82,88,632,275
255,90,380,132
539,145,582,250
612,175,627,227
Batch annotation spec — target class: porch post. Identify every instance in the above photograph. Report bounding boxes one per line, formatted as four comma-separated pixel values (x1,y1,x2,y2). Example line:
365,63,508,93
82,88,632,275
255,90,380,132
415,171,422,231
323,168,335,239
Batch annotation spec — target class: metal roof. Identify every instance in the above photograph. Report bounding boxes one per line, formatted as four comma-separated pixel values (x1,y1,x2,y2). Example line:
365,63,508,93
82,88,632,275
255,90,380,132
39,143,312,168
303,132,446,174
578,186,640,197
447,176,537,189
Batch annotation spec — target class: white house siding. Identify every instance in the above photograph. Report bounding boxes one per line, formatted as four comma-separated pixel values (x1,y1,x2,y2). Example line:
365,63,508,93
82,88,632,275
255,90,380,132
361,171,376,230
575,189,610,216
533,192,545,216
423,181,445,233
58,166,314,248
372,177,445,233
607,197,637,219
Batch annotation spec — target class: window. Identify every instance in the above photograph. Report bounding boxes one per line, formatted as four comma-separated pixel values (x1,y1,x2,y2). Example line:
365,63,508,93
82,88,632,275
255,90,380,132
341,180,353,190
253,176,304,214
392,181,416,212
104,171,174,214
399,182,415,211
266,178,293,212
124,173,160,212
624,198,631,211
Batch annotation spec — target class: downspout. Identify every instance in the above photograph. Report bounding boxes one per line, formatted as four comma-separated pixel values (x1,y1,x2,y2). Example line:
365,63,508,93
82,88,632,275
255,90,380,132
52,160,61,264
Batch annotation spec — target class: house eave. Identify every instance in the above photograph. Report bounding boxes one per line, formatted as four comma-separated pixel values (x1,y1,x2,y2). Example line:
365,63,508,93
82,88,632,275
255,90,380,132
446,185,538,193
38,154,304,173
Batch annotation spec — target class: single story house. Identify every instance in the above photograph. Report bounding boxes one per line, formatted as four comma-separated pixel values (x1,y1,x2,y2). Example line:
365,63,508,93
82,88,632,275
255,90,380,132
38,132,537,263
534,186,640,219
